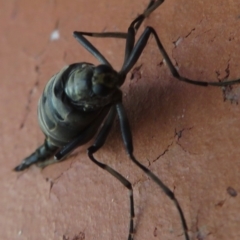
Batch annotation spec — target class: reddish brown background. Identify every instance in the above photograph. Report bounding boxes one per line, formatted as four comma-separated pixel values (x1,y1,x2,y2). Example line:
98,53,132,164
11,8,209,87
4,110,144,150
1,0,240,239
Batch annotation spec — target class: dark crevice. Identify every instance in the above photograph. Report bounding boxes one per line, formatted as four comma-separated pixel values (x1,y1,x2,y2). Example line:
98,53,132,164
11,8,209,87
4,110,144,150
152,140,174,163
19,66,40,129
171,18,204,70
185,28,196,38
130,64,143,81
63,231,86,240
216,58,239,104
47,156,76,197
174,127,194,154
215,199,226,207
151,127,194,164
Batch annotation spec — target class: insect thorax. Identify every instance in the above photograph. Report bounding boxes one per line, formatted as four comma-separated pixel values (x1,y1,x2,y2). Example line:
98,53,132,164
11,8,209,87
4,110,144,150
64,63,121,111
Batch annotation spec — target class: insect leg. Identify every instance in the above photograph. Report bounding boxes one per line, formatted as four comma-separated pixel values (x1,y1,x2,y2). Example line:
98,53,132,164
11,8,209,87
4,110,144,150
73,32,111,66
74,0,164,40
120,26,240,87
110,11,160,71
134,0,164,32
55,107,112,160
74,0,164,69
115,102,190,240
14,139,58,171
87,107,135,240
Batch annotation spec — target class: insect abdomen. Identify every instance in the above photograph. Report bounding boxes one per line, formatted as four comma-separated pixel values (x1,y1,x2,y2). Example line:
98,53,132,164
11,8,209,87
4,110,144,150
38,64,111,147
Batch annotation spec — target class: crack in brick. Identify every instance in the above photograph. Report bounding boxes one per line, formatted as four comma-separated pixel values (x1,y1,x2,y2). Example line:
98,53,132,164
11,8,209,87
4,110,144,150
215,58,239,104
47,156,76,197
171,18,204,71
62,231,85,240
185,27,196,38
130,64,143,81
171,27,196,67
152,141,174,163
174,127,195,154
146,157,151,167
19,66,40,129
195,211,213,240
172,37,183,48
151,127,194,163
215,199,226,207
175,128,186,140
215,59,230,81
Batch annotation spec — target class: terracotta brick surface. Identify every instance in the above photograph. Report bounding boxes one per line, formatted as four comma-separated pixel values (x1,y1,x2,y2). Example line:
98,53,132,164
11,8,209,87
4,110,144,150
0,0,240,239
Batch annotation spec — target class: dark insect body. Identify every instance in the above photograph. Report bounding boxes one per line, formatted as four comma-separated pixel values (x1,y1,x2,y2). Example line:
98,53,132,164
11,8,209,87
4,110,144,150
14,1,240,239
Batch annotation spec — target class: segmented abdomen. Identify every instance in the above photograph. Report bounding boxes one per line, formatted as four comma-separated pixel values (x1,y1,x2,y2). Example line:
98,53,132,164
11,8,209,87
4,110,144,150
38,64,110,147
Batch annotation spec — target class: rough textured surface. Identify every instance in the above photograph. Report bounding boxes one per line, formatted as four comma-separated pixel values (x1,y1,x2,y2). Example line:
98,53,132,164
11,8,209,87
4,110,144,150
0,0,240,239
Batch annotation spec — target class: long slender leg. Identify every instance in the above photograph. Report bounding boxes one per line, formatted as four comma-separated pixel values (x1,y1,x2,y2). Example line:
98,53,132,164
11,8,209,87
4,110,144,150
120,25,240,87
14,139,58,171
86,107,135,240
74,1,164,67
122,0,163,64
74,0,164,40
115,102,190,240
76,4,240,88
133,0,164,35
73,32,111,66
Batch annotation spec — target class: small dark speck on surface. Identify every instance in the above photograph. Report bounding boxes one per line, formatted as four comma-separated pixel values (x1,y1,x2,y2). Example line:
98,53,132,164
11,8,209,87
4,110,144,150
227,186,238,197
